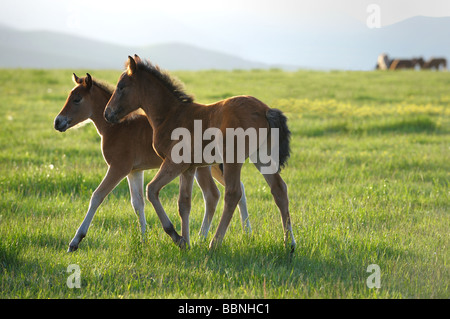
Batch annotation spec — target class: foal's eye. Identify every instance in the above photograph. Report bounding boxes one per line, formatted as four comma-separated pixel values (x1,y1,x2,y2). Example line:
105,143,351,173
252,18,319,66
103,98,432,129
73,97,82,104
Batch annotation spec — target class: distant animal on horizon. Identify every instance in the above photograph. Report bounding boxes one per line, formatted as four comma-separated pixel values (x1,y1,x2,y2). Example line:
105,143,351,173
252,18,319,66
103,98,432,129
389,57,423,70
376,53,391,70
422,58,447,70
376,53,447,71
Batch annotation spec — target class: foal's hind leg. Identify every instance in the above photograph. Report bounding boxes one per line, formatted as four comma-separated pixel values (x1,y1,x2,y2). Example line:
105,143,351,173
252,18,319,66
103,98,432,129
195,166,220,239
146,160,189,248
254,163,296,252
178,167,196,248
209,163,243,249
127,170,146,239
211,165,252,233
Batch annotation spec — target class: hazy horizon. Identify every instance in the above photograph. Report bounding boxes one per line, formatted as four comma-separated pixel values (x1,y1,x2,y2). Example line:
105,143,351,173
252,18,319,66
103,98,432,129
1,0,450,66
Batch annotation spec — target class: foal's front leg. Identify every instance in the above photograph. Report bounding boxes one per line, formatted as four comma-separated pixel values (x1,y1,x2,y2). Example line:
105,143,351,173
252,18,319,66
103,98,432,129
68,166,127,252
146,160,190,248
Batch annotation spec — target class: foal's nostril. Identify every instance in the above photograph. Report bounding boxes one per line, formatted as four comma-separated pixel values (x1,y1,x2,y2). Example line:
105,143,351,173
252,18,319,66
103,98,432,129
54,117,62,131
104,109,117,124
54,116,69,132
54,117,61,129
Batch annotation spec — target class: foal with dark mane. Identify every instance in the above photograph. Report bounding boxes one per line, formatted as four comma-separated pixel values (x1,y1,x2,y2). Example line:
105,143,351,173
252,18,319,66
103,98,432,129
54,73,250,251
104,55,296,251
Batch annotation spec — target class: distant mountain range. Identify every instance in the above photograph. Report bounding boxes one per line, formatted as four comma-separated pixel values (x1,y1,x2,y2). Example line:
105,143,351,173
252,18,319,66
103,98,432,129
0,24,269,70
0,16,449,70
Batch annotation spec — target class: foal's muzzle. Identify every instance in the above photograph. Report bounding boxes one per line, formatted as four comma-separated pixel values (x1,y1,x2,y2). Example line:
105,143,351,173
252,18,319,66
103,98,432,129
54,116,71,132
104,108,119,124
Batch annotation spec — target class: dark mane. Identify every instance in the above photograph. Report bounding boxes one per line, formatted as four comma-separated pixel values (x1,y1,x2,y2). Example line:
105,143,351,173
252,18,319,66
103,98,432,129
92,78,115,95
130,59,194,104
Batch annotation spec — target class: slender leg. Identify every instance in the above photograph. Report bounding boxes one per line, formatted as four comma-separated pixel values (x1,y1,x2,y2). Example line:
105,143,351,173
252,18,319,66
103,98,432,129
178,167,196,248
68,166,128,252
209,163,243,249
146,160,189,248
195,166,220,238
254,162,296,252
127,170,146,239
237,181,251,233
211,165,251,233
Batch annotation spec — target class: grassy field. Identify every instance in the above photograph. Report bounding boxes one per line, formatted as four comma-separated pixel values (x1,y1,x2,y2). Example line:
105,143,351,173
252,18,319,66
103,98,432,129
0,68,448,298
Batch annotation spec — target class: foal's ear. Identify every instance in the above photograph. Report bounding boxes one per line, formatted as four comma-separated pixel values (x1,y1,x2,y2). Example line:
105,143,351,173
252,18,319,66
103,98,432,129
127,55,137,75
84,73,93,90
72,73,82,85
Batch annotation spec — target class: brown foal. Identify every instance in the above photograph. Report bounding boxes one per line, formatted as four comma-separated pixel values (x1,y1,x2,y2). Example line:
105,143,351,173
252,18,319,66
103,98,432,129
104,56,296,251
54,73,250,252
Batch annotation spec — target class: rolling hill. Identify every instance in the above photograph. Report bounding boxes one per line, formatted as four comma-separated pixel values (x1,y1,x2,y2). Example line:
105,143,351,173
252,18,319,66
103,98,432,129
0,16,449,70
0,24,268,70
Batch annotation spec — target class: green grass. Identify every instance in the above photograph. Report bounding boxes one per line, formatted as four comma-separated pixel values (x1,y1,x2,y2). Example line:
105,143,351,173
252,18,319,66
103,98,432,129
0,68,448,298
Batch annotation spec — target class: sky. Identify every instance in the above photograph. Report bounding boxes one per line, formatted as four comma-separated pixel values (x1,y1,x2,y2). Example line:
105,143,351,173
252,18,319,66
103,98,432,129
1,0,450,65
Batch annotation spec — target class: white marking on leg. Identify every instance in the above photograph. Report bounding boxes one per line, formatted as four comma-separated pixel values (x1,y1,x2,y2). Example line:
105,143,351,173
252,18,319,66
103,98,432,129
68,167,126,252
127,171,147,238
68,192,102,251
237,181,252,233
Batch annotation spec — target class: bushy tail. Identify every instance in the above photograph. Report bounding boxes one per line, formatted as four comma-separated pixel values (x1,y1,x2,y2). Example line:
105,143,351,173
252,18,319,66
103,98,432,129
266,108,291,170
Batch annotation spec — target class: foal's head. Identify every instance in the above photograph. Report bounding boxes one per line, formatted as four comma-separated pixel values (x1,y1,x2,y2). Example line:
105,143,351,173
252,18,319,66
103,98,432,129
104,55,144,124
104,55,193,124
54,73,96,132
